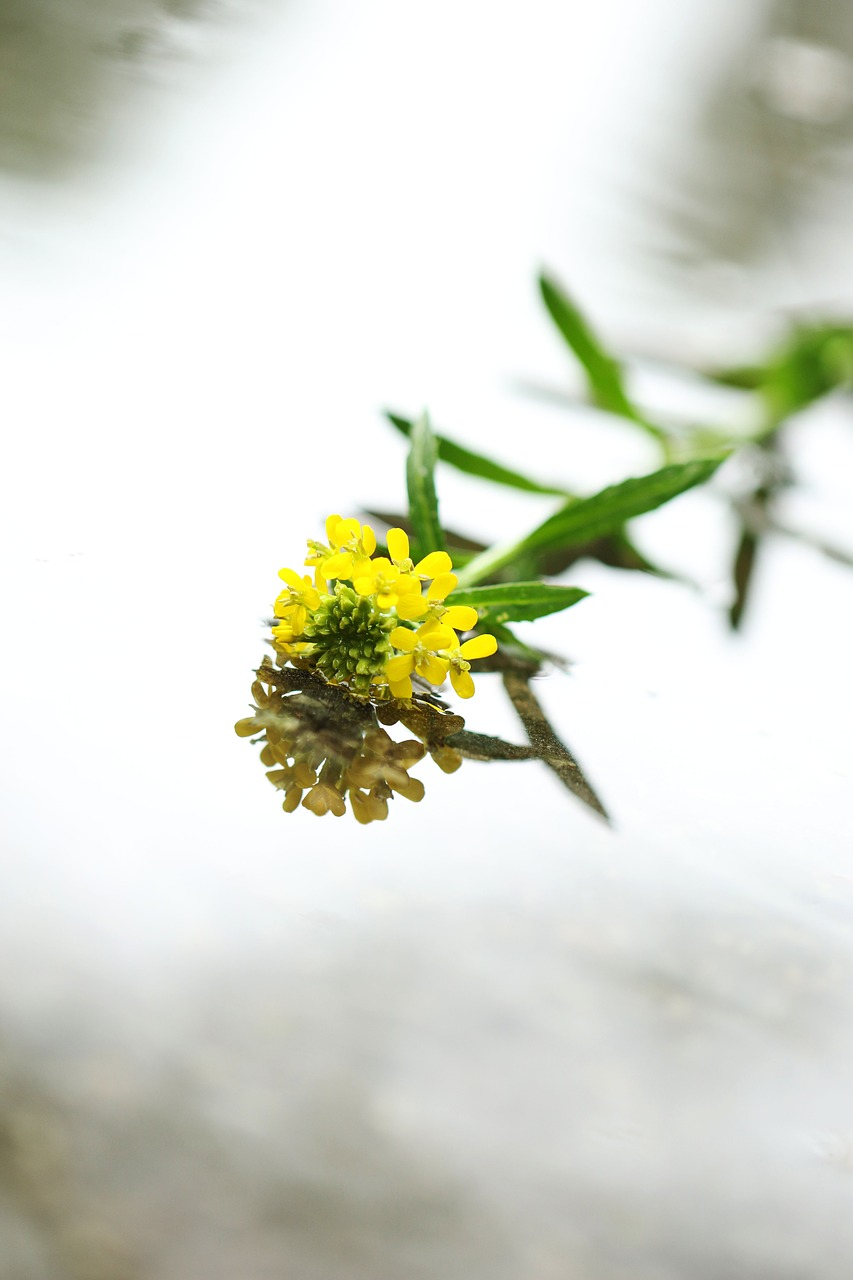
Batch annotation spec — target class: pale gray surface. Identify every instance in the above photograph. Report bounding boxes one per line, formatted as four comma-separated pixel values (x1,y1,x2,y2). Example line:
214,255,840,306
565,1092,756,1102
2,2,853,1277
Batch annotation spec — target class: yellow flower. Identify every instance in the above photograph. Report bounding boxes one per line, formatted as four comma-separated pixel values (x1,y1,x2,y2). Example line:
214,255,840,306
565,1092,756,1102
352,557,421,610
274,568,321,636
443,633,498,699
386,528,453,582
316,514,377,582
395,570,479,631
384,624,456,699
271,619,313,661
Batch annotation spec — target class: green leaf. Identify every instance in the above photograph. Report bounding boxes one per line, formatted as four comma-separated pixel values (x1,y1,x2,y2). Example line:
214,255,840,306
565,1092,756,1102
449,582,588,625
704,364,765,391
455,456,724,587
387,412,573,497
761,325,853,426
539,273,667,444
405,411,444,553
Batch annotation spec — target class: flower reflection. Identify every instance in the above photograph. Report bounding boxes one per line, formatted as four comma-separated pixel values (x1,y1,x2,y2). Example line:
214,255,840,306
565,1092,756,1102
235,659,464,824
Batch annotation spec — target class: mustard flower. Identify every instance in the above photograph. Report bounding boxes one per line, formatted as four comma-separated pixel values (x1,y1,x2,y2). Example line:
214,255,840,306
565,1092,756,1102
352,557,421,610
395,570,479,631
384,623,456,699
274,568,321,636
316,514,378,583
443,633,498,699
262,514,497,704
385,527,453,581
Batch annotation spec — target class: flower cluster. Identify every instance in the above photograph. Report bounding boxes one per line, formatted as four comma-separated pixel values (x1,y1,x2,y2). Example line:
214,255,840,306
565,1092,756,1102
272,514,497,701
235,662,463,824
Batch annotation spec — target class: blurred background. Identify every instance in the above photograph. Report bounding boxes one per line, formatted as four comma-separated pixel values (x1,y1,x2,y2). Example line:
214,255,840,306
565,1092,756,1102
2,1,853,1276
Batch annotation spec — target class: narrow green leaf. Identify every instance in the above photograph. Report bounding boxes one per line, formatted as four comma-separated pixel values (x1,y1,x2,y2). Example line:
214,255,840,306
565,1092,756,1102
388,412,573,498
539,272,667,443
539,273,633,414
455,457,724,588
406,411,444,552
449,582,588,625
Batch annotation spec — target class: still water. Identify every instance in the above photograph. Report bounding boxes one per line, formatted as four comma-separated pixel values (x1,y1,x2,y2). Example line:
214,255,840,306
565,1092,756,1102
2,1,853,1276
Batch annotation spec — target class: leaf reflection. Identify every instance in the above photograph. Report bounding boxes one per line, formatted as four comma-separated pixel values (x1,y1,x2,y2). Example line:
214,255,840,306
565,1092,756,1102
236,655,609,825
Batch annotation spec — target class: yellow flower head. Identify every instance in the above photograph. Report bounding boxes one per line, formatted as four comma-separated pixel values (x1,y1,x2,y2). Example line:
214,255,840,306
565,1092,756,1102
263,515,496,704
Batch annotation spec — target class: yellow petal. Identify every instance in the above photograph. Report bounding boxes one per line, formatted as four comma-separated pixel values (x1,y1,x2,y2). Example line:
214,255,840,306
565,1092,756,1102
389,627,417,652
322,551,353,580
395,593,428,621
277,566,304,590
387,674,413,700
427,572,457,602
387,528,410,563
385,654,416,682
442,605,479,631
415,623,455,649
362,525,377,556
325,514,343,543
332,517,361,546
460,634,498,660
417,656,449,685
450,667,475,698
414,551,453,579
353,573,376,597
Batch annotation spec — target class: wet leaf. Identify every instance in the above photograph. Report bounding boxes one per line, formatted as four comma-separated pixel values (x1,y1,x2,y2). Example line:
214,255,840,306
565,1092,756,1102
405,410,444,552
388,411,573,497
449,581,588,625
500,669,609,821
456,457,725,587
539,272,667,443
